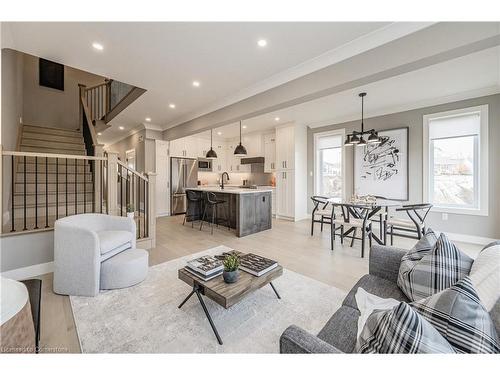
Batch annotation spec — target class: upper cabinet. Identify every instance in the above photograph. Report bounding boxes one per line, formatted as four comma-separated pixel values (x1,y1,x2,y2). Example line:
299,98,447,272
263,133,276,173
169,136,198,158
242,133,263,157
275,124,295,170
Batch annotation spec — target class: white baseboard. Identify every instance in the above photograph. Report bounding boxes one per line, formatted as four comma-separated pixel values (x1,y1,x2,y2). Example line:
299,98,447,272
443,232,498,246
1,261,54,280
156,211,170,217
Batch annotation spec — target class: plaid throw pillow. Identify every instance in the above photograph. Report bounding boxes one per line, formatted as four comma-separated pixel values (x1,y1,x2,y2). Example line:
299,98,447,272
398,231,473,301
411,276,500,353
356,302,456,353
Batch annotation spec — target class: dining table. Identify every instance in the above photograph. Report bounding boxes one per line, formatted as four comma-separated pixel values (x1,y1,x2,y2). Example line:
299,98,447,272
327,197,402,246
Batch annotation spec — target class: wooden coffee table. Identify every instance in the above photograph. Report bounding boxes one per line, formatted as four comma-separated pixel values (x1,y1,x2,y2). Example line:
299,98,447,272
178,263,283,345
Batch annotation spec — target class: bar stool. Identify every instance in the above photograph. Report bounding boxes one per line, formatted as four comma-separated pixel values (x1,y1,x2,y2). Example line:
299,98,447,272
183,190,202,228
200,192,230,234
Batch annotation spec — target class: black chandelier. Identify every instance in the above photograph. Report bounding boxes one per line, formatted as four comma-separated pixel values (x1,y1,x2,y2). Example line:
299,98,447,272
344,92,380,147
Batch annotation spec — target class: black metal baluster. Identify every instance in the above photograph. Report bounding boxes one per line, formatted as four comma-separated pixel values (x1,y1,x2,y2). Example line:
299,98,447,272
120,164,123,216
55,158,59,220
145,180,149,237
126,170,130,212
65,158,68,217
83,159,86,213
10,155,15,232
45,157,49,228
138,175,141,238
92,160,96,213
34,156,38,229
99,160,104,214
23,155,27,231
105,159,109,214
143,178,146,237
74,158,77,214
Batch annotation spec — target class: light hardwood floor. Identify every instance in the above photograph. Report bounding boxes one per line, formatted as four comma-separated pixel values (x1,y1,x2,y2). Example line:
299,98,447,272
36,215,483,353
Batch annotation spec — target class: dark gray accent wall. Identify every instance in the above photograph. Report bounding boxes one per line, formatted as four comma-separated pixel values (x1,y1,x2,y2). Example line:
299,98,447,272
307,94,500,238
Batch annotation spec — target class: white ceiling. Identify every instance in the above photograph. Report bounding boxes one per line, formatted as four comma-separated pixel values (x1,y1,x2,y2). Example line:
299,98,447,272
206,46,500,139
3,21,398,143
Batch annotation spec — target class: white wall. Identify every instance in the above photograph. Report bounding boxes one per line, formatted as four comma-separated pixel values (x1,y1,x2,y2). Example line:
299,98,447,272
22,51,105,130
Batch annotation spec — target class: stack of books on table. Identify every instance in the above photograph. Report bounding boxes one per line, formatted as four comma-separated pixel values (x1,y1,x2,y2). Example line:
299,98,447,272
185,255,223,281
239,253,278,277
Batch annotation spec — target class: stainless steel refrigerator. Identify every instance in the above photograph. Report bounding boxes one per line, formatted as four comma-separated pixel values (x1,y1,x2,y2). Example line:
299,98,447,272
170,157,198,215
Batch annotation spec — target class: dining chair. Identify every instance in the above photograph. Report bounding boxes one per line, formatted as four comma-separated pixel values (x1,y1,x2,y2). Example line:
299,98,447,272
386,203,433,245
332,203,372,258
310,196,334,236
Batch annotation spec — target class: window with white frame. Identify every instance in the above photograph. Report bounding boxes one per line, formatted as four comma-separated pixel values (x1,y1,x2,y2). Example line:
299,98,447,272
314,130,344,199
423,105,488,216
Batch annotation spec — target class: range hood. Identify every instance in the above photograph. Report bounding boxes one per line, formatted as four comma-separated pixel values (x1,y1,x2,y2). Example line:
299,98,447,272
240,157,265,165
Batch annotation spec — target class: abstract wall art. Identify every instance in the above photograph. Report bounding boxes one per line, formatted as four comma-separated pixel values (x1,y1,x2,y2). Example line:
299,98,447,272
354,127,408,200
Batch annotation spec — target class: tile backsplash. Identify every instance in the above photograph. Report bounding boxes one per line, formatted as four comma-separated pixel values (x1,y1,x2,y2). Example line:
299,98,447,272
198,171,275,186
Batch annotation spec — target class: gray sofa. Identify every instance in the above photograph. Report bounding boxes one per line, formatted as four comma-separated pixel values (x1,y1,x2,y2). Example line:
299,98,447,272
280,244,500,353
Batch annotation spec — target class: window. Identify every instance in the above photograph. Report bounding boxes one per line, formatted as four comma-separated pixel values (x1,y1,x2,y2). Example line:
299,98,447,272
423,105,488,216
314,130,345,199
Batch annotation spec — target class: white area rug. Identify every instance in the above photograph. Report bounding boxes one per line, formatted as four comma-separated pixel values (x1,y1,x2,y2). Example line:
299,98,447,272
70,246,347,353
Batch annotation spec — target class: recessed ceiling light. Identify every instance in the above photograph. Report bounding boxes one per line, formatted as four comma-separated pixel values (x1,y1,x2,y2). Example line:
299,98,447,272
169,103,176,109
192,81,200,87
92,42,104,51
119,126,124,130
97,132,102,136
274,117,280,122
217,131,222,136
145,117,151,122
257,39,267,47
242,125,247,129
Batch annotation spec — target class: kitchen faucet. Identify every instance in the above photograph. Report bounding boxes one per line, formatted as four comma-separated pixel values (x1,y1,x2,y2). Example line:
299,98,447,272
220,172,230,189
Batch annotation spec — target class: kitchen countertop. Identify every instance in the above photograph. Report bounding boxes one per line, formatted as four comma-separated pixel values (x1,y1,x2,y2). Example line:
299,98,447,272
187,186,273,194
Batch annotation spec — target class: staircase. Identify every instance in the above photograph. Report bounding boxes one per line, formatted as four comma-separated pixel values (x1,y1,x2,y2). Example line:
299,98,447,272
8,125,97,232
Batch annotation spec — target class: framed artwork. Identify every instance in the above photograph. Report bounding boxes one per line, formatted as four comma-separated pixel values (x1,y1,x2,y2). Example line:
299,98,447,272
354,127,409,200
39,58,64,91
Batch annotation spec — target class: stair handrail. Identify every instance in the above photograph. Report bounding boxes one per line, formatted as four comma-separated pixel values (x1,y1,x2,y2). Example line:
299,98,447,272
117,159,149,182
2,150,106,160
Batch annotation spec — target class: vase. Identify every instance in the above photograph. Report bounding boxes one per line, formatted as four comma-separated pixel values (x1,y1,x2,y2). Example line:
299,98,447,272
223,270,239,283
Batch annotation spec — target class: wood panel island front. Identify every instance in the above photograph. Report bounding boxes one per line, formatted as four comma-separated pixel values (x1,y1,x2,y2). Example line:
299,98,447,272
185,187,272,237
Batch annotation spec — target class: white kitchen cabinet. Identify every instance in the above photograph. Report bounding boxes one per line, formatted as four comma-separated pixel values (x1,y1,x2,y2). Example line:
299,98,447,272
169,136,198,158
263,133,276,173
276,125,295,170
242,133,263,157
276,170,295,218
212,141,226,172
155,140,170,216
196,137,212,158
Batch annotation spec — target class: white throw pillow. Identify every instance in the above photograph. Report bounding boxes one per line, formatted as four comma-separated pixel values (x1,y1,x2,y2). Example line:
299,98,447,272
469,241,500,311
354,287,399,339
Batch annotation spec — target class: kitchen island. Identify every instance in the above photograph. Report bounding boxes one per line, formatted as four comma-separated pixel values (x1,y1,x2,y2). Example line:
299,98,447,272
185,187,272,237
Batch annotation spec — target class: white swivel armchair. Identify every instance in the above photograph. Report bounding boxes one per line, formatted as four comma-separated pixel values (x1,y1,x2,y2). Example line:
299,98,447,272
53,214,136,297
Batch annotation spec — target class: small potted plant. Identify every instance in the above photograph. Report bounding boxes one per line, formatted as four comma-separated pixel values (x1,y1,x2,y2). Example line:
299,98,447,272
222,253,240,284
126,204,135,219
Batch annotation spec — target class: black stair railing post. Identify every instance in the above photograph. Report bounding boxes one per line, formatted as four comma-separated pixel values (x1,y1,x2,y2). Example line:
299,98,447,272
119,164,123,216
126,169,129,212
34,156,38,229
10,155,15,232
23,155,27,231
55,157,59,220
45,157,48,228
143,178,146,237
83,159,86,213
74,158,77,214
146,180,149,237
92,159,96,213
65,158,68,217
100,160,103,213
137,174,141,239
